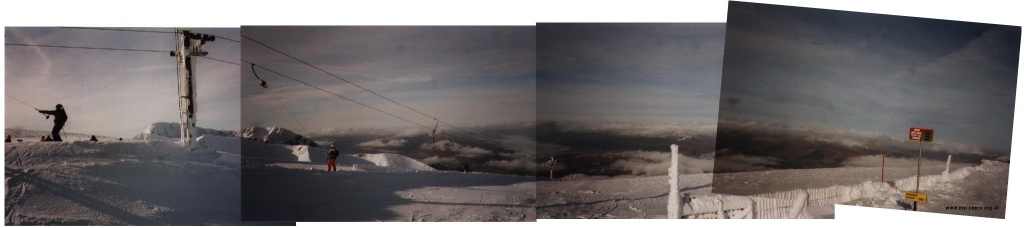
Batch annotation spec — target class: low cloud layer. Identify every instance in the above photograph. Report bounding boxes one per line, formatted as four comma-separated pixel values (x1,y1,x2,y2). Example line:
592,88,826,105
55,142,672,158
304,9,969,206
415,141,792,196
420,141,492,158
357,138,407,148
604,150,714,176
422,156,460,166
842,155,958,168
541,121,717,137
713,154,784,172
720,119,998,156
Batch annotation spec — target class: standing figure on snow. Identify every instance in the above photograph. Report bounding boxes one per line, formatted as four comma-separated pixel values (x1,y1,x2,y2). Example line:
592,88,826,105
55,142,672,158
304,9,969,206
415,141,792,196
89,135,98,142
4,135,11,143
327,145,340,172
37,104,68,141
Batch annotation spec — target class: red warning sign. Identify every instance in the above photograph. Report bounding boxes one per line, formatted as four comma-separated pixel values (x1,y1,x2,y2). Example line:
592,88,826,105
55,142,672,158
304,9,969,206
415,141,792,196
909,128,934,142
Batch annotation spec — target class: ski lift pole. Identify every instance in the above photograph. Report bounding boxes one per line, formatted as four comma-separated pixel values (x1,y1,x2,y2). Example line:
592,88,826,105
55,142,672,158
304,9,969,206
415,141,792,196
171,29,215,146
431,119,439,143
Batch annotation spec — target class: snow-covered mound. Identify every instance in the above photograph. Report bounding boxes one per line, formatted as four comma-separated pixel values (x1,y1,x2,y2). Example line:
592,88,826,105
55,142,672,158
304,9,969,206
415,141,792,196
3,140,259,225
358,153,436,171
131,122,236,141
197,135,240,155
241,138,434,171
240,127,317,147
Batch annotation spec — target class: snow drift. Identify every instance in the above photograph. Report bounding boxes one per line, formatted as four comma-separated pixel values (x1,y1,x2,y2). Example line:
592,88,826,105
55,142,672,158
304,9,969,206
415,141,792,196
358,153,436,171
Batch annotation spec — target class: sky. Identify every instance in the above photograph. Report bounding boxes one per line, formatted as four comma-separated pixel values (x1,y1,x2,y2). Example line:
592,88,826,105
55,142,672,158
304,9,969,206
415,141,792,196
5,27,241,138
719,2,1021,151
240,26,536,135
537,23,724,133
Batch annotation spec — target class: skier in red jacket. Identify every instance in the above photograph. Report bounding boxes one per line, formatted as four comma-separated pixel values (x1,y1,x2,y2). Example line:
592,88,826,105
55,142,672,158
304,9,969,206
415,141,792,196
327,145,340,172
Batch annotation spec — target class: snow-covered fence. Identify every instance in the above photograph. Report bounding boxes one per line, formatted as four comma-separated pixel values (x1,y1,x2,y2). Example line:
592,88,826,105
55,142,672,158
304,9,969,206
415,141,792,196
680,158,1005,219
751,186,850,204
681,194,833,219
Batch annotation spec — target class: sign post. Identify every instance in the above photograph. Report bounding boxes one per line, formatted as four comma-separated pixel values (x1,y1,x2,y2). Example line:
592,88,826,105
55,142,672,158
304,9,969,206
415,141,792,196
908,127,934,211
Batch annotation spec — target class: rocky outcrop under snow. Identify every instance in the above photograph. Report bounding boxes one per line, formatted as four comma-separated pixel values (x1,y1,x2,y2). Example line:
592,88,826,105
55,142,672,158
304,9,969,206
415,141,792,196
131,122,236,140
240,127,318,147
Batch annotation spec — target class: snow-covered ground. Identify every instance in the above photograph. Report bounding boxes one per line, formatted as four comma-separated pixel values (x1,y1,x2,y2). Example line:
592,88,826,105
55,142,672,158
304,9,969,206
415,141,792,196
539,174,712,219
5,128,120,142
4,129,288,225
713,160,1008,218
240,138,536,222
843,161,1008,218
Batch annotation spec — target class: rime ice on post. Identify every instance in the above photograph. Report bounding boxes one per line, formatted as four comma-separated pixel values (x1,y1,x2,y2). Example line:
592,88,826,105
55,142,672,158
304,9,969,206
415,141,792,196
944,154,951,179
667,144,680,219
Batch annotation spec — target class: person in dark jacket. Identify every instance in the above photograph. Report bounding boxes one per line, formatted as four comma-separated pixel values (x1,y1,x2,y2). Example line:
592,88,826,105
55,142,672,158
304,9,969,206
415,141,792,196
327,145,340,172
89,135,98,142
45,136,53,141
37,104,67,141
4,135,11,143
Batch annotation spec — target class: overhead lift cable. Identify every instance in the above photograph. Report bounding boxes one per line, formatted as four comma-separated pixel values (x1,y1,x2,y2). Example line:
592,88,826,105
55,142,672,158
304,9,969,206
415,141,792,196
241,35,487,139
251,63,308,132
240,59,456,136
5,43,169,53
60,27,242,43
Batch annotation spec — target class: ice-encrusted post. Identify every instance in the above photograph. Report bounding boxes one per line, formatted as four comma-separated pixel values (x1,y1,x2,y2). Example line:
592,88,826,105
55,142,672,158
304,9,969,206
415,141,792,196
548,157,557,180
943,154,951,178
668,144,680,219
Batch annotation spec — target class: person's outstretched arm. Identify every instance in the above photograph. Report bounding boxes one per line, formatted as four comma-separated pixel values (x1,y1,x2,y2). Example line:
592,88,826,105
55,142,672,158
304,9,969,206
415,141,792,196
38,110,58,115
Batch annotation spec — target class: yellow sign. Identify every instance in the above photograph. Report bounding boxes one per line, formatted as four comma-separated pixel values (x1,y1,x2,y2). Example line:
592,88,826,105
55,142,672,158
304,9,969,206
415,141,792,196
905,191,927,203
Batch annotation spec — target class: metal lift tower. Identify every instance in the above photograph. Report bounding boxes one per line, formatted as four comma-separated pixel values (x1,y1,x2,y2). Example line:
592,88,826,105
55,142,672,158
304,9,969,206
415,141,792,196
171,29,215,145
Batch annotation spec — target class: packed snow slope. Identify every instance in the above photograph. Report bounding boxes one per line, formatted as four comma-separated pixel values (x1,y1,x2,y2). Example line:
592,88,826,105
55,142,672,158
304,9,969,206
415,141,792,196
240,139,536,221
130,122,236,141
4,134,288,225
